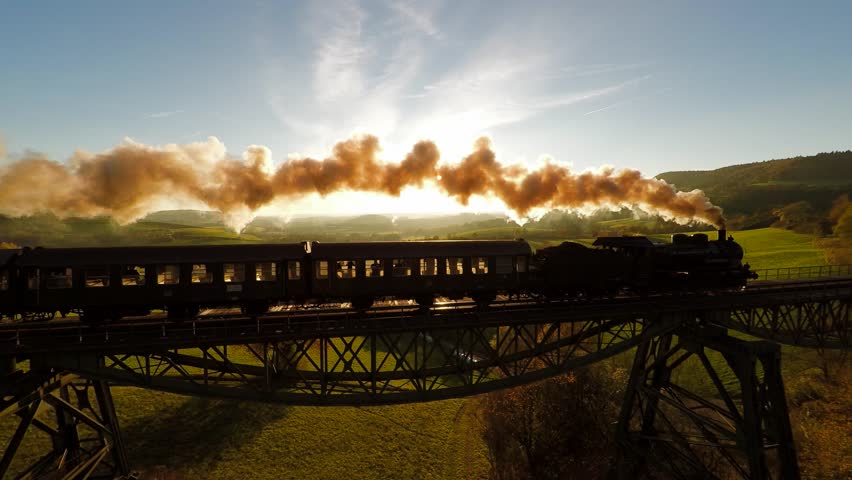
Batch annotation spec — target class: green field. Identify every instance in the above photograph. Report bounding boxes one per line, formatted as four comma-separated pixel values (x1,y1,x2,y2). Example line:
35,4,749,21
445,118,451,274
114,392,485,480
725,228,828,269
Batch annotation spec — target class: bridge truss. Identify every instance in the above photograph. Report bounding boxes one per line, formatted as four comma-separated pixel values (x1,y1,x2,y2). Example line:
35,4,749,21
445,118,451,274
0,279,849,479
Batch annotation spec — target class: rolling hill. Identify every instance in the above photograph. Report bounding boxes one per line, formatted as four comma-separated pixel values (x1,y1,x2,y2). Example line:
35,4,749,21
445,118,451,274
657,151,852,217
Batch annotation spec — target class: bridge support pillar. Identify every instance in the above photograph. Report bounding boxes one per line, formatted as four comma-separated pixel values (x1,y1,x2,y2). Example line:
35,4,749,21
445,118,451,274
615,325,800,480
0,371,130,479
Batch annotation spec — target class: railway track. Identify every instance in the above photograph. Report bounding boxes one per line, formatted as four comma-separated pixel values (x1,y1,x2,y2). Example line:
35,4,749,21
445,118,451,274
0,277,847,355
3,275,849,330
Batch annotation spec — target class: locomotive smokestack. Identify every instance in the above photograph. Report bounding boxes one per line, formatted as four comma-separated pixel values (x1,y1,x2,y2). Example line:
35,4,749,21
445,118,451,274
718,228,727,241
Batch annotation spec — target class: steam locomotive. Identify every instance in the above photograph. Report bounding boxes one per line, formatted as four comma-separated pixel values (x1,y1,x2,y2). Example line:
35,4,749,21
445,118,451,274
0,230,754,323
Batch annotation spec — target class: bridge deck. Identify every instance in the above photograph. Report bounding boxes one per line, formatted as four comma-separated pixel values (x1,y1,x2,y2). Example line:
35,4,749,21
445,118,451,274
1,277,848,355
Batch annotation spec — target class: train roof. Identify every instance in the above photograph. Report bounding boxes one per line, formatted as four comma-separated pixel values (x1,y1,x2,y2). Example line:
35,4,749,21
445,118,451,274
15,243,307,267
310,240,531,258
592,236,656,249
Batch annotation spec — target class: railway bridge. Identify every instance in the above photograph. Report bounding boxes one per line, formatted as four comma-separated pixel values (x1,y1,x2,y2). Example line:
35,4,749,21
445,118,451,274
0,265,849,479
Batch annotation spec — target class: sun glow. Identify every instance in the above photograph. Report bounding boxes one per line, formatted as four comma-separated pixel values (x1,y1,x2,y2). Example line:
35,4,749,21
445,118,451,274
256,187,506,219
273,123,506,218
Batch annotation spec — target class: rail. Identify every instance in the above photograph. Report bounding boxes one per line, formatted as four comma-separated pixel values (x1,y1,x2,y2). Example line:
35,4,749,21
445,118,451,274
750,263,852,281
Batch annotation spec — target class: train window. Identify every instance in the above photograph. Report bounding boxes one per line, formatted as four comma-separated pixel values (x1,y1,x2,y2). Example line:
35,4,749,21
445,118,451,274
446,257,464,275
122,266,146,286
157,265,180,285
496,256,513,274
365,259,384,277
315,261,329,279
392,259,413,277
256,262,277,282
420,258,437,276
471,257,488,275
27,270,38,290
85,267,110,287
0,271,7,291
287,261,301,280
45,268,73,289
515,256,528,273
192,264,213,284
336,260,357,279
224,263,245,283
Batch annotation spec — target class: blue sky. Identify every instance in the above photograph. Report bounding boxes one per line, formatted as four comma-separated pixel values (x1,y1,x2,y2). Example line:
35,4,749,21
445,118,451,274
1,1,851,216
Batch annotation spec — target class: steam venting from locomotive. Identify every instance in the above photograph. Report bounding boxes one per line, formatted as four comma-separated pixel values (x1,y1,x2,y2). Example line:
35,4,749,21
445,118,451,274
0,135,724,229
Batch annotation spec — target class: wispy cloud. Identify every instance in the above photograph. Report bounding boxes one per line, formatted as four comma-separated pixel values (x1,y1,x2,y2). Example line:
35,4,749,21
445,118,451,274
421,54,549,95
261,0,433,149
409,54,650,143
559,62,651,79
513,75,651,111
584,87,670,116
145,110,184,119
183,130,205,141
388,0,442,39
312,0,368,103
259,0,656,164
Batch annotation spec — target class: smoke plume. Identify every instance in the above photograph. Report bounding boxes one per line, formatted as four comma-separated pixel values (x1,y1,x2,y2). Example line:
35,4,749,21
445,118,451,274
0,134,724,229
437,137,724,228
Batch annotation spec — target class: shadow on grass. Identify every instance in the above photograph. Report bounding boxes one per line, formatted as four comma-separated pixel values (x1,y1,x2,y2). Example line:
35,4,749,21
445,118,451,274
121,396,289,469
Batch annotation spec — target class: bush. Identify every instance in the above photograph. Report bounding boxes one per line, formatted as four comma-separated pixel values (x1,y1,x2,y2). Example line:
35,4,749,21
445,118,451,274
790,369,852,480
477,364,627,480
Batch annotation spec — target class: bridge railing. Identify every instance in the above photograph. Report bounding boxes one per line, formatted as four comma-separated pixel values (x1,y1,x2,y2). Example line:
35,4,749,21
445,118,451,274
750,264,852,281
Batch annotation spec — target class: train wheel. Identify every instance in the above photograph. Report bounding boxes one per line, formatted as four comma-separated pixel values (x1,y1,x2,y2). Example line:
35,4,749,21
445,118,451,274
351,296,374,311
472,293,495,308
414,295,434,309
80,309,106,325
167,305,188,322
242,301,269,316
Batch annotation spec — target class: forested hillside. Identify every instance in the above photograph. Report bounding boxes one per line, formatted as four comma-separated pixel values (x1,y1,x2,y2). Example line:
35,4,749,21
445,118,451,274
658,151,852,228
660,151,852,189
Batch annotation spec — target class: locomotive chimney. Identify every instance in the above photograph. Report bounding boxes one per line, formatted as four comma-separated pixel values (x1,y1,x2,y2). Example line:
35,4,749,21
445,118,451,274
718,228,727,241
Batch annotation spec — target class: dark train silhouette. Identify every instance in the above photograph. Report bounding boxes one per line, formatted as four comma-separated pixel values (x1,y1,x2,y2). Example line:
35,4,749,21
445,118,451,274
0,229,754,323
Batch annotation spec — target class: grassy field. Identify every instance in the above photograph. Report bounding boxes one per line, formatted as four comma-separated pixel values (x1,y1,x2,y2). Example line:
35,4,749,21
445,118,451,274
1,227,839,478
115,392,486,480
721,227,828,269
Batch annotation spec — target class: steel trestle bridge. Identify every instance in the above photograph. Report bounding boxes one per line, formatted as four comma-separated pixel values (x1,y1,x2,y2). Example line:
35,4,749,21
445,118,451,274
1,267,850,480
